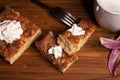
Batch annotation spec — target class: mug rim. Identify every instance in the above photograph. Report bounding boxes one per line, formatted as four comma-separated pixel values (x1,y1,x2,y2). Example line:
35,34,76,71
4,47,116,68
96,0,120,15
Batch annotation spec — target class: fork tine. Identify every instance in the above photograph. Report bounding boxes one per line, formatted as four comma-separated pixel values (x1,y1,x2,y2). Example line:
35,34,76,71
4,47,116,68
65,14,76,25
50,8,74,27
58,7,77,22
60,17,73,27
65,14,75,23
59,8,78,26
59,14,76,27
57,8,77,26
61,13,77,26
66,12,78,23
61,18,72,27
60,15,74,27
64,17,74,26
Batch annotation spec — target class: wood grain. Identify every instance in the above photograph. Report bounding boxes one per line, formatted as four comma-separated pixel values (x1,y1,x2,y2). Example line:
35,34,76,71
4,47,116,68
0,0,119,80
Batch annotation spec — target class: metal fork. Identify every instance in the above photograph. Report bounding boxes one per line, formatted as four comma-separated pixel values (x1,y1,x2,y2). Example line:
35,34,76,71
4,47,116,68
31,0,78,27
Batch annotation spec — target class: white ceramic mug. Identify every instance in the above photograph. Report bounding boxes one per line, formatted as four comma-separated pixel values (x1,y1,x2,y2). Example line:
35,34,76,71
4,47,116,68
94,0,120,32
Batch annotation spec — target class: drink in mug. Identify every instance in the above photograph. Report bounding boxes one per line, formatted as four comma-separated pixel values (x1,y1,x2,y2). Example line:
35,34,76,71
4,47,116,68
94,0,120,32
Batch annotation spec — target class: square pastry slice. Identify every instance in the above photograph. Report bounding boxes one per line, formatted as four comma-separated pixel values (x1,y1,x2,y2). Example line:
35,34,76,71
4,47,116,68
35,32,78,73
57,19,95,55
0,7,41,64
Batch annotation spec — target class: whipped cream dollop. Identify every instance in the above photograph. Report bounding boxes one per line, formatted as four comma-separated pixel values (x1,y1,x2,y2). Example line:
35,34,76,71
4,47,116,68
48,45,62,59
68,23,85,36
0,20,23,43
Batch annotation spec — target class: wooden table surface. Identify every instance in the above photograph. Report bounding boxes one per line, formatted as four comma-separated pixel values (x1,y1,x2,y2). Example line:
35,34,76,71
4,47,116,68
0,0,120,80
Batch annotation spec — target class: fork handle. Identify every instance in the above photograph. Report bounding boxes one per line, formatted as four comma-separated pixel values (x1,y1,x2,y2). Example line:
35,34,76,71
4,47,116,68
31,0,52,11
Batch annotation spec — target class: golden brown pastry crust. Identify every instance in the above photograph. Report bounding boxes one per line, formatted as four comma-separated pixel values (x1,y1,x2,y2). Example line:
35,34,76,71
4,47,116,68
35,32,78,73
0,7,41,64
57,19,95,55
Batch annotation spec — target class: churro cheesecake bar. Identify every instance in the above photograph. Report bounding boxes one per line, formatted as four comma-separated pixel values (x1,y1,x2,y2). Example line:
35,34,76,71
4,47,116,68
35,32,78,73
57,19,95,55
0,7,41,64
